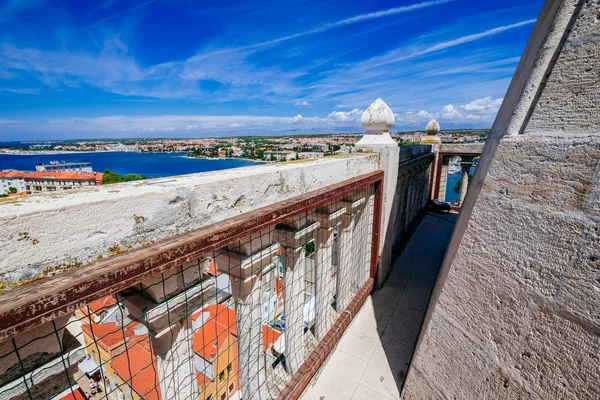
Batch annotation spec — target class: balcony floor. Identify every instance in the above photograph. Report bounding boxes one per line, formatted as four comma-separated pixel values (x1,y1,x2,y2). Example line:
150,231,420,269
301,212,457,400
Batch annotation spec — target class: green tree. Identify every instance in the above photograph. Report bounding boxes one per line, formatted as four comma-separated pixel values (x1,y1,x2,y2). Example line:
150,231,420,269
102,170,146,184
453,173,473,193
8,187,17,194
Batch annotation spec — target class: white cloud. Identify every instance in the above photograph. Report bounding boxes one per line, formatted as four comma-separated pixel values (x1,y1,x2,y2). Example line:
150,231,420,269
0,96,502,139
0,1,458,101
295,100,310,106
325,108,362,123
395,96,503,126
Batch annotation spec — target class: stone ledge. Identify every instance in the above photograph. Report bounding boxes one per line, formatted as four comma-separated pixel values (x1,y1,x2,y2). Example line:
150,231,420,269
0,154,379,285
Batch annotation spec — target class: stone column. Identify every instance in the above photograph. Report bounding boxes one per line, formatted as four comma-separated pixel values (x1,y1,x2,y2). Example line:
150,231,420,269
437,156,450,202
355,98,400,288
421,119,441,201
360,193,375,285
336,200,360,311
458,157,474,207
215,232,279,400
314,203,346,340
232,276,268,400
120,260,210,400
348,194,371,291
275,220,319,376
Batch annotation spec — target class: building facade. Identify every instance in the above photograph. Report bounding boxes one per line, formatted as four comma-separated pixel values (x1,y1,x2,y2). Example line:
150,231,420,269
36,161,93,173
0,171,102,194
0,172,26,194
263,151,297,162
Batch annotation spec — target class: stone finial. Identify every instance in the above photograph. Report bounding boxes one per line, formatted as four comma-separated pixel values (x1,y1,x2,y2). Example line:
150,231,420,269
361,98,395,132
425,119,440,135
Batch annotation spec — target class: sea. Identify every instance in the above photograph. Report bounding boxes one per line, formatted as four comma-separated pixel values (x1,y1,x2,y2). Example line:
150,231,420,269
0,152,260,179
444,166,477,203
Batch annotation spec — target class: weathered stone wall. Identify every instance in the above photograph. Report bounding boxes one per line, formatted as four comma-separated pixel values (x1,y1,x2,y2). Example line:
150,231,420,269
403,0,600,399
378,146,432,285
0,155,378,287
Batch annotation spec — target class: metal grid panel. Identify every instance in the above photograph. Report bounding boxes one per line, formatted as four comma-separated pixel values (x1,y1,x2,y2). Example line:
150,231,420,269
0,172,382,400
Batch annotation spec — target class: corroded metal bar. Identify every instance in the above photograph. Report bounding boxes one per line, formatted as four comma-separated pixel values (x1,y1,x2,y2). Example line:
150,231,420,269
0,170,384,342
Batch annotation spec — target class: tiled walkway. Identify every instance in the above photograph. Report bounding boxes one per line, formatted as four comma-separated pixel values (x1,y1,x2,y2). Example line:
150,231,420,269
300,212,457,400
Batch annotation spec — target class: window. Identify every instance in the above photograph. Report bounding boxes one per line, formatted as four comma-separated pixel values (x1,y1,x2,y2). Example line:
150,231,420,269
229,383,235,393
206,396,212,400
219,370,226,382
220,393,226,400
226,364,232,374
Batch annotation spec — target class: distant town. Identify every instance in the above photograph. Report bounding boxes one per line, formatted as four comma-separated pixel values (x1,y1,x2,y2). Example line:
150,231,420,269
0,130,487,197
0,129,487,160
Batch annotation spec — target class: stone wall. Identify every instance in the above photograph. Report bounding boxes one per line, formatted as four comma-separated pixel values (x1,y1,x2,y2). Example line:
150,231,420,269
402,0,600,399
378,146,433,285
0,154,378,287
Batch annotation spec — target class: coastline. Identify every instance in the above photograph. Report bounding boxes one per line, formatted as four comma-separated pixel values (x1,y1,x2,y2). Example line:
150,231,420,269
0,150,128,156
185,155,266,163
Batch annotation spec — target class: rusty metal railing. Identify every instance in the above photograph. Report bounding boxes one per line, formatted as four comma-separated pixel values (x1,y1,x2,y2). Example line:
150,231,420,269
0,170,383,400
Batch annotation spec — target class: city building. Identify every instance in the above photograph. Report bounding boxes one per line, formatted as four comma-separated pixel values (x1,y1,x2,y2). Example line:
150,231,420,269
192,304,240,400
0,171,103,194
36,161,93,173
297,152,324,160
263,151,296,162
80,321,149,396
111,337,161,400
0,171,26,194
308,144,328,152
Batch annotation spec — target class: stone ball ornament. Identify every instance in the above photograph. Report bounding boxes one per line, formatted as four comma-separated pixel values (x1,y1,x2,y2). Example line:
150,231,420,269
425,119,440,135
361,98,395,132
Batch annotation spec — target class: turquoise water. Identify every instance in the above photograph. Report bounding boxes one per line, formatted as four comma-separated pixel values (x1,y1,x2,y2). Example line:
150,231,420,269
445,172,461,203
444,166,476,203
0,152,260,178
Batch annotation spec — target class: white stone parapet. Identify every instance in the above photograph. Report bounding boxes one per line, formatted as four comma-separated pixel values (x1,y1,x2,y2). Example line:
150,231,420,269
356,98,400,288
0,154,378,287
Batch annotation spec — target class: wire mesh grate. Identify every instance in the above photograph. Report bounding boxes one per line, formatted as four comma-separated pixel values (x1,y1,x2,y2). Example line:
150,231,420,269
0,182,377,400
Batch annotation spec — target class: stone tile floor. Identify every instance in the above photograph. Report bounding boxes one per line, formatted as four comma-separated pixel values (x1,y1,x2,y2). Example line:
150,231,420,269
300,212,457,400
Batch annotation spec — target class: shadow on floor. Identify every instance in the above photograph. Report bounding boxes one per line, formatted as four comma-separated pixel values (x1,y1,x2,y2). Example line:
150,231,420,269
372,212,457,397
300,212,457,400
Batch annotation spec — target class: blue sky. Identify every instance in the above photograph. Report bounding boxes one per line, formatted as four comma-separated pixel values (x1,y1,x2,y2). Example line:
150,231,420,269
0,0,543,139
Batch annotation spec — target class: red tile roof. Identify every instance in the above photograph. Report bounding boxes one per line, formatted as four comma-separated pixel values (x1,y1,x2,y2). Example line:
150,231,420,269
0,170,102,182
192,304,278,355
59,388,87,400
207,260,220,276
82,295,117,316
196,371,212,386
81,321,140,352
192,304,237,360
111,337,162,400
262,325,282,352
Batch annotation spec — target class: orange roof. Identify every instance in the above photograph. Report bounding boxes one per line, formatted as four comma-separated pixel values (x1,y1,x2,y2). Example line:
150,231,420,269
60,388,86,400
207,260,220,276
111,337,162,400
0,170,99,181
192,304,237,360
192,304,279,356
82,295,117,316
0,171,23,178
262,325,282,352
81,321,140,352
276,277,285,299
196,370,212,386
